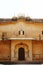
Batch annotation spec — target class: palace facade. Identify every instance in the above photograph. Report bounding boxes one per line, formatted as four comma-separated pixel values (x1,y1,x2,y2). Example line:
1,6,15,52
0,16,43,63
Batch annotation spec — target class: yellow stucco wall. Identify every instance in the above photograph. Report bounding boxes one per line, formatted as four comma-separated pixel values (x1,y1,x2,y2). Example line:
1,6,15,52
0,18,43,40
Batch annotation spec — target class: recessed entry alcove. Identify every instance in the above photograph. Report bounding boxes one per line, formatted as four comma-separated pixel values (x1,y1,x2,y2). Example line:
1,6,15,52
14,42,29,61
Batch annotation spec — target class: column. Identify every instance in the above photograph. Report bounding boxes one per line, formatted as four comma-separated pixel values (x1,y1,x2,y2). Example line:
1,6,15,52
11,40,15,61
29,40,32,61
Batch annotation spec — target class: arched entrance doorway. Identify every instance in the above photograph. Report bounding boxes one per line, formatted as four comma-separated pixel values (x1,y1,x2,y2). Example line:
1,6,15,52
18,47,25,60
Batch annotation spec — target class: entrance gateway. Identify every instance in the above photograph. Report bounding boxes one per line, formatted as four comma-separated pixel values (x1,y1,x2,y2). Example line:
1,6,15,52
18,47,25,60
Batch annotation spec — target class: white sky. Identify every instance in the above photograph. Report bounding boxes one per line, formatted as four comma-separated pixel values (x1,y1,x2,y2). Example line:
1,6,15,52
0,0,43,18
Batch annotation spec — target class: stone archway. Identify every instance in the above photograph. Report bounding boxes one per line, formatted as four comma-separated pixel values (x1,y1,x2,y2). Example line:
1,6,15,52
14,42,29,60
18,47,25,60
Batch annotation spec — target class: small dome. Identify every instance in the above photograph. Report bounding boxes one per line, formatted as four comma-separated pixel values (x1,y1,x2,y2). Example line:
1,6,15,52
25,16,32,21
17,14,25,19
26,16,31,19
12,16,17,19
12,16,17,21
18,16,25,19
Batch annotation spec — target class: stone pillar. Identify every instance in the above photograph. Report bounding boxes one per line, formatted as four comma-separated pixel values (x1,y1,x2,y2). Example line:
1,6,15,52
29,40,32,61
11,40,15,62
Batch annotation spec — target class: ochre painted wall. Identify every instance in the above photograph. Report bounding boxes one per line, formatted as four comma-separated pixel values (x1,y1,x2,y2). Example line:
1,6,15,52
32,40,43,60
0,19,43,39
0,40,11,61
0,40,43,62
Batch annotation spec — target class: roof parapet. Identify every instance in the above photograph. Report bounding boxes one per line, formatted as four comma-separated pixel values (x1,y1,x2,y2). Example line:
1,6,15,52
0,16,43,22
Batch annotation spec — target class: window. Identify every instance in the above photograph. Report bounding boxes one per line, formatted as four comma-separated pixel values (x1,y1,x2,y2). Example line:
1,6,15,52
19,30,24,35
2,32,7,40
42,31,43,35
